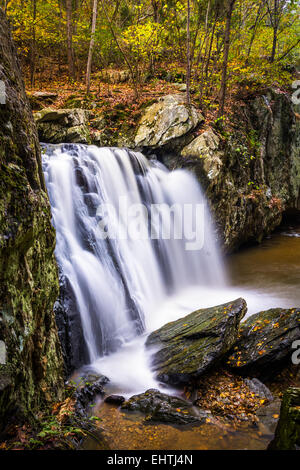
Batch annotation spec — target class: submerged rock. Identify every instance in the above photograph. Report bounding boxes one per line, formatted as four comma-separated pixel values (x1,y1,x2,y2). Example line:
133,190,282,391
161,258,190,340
269,387,300,450
146,298,247,386
226,307,300,379
34,108,91,144
121,389,209,425
134,94,203,148
104,395,125,405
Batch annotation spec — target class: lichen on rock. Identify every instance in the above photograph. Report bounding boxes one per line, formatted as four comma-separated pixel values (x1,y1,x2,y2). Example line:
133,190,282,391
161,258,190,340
0,9,64,428
134,94,204,148
146,298,247,386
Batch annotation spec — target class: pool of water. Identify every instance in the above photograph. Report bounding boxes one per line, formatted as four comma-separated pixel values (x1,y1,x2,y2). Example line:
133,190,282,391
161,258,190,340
82,220,300,450
228,221,300,312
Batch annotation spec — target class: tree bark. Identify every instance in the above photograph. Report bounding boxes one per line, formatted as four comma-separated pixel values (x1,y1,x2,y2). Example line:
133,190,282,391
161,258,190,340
30,0,37,88
66,0,75,79
186,0,191,105
86,0,98,94
218,0,236,117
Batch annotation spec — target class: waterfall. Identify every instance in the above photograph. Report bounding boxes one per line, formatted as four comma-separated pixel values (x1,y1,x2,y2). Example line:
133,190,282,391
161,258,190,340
42,144,226,391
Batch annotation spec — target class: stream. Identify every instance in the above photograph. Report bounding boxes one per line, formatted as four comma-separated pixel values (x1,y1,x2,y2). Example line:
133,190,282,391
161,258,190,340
42,144,300,450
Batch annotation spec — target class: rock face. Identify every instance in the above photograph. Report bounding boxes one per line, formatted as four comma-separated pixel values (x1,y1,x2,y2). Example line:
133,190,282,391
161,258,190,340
146,298,247,386
134,94,204,148
269,387,300,450
175,88,300,251
121,389,209,425
34,108,91,144
54,273,88,376
0,10,64,427
226,307,300,379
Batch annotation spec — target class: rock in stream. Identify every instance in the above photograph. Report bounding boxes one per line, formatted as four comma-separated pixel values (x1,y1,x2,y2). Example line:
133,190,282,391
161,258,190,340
146,298,247,386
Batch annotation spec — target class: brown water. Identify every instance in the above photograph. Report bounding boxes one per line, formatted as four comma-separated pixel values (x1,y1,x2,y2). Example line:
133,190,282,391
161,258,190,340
83,222,300,451
228,222,300,313
83,402,272,451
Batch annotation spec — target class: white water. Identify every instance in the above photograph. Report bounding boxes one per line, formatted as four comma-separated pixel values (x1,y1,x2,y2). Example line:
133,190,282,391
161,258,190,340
42,144,288,396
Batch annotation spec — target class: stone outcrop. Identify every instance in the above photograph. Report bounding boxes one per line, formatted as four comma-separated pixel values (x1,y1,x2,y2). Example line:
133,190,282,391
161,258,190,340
146,298,247,386
226,307,300,379
34,108,91,144
174,88,300,251
121,389,210,425
0,9,64,428
269,387,300,450
134,94,204,149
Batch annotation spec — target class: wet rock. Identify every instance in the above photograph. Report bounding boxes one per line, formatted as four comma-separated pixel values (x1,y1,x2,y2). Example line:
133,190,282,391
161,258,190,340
244,378,274,402
269,387,300,450
134,94,204,149
104,395,125,405
54,273,88,376
74,373,109,417
255,398,281,435
121,389,209,425
226,307,300,379
146,298,247,386
34,108,91,144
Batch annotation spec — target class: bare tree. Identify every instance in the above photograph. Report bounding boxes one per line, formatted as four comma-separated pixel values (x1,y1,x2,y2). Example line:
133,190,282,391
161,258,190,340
218,0,236,117
266,0,285,62
186,0,191,105
66,0,75,79
30,0,37,87
86,0,98,94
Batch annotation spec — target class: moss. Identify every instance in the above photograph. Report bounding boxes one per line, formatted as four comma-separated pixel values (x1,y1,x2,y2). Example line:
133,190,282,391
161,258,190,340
0,9,64,430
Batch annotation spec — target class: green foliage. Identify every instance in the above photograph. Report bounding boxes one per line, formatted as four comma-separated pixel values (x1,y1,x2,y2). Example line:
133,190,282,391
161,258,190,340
3,0,299,98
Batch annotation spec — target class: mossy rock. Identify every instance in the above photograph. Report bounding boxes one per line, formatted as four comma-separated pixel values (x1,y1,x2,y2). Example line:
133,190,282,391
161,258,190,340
0,9,64,428
146,298,247,386
226,307,300,379
121,389,209,425
269,387,300,450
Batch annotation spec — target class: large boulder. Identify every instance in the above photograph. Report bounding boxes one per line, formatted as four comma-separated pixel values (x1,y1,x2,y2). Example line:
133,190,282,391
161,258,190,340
34,108,91,144
134,94,204,148
269,387,300,450
226,307,300,378
146,298,247,386
181,128,223,181
121,389,209,425
0,9,64,427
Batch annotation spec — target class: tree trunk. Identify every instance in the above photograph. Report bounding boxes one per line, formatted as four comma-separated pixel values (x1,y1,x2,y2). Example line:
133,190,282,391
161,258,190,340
86,0,98,94
186,0,191,105
30,0,37,88
66,0,75,79
218,0,236,117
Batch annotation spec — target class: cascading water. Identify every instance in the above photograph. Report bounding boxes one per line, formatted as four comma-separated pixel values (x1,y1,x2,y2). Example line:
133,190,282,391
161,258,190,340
42,144,226,393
